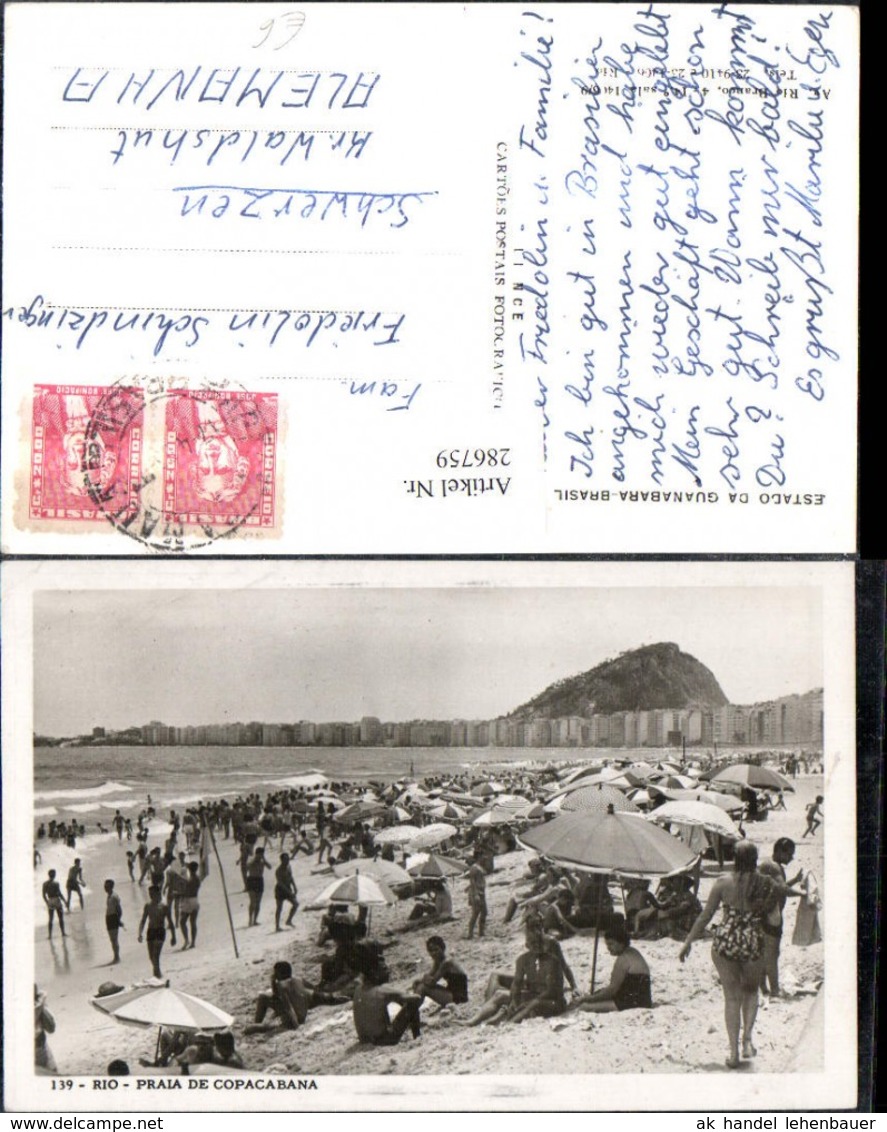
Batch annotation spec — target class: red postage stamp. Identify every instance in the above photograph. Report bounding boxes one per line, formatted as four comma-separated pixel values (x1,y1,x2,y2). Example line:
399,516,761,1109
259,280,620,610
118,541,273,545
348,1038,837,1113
163,390,279,527
29,384,144,522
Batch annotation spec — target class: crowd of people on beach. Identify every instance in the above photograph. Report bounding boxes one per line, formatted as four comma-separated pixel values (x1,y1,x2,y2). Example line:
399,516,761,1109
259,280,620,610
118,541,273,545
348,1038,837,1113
34,752,825,1075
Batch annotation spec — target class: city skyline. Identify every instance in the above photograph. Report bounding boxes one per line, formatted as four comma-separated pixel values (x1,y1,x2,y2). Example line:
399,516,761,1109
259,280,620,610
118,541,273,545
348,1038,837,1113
37,686,824,751
34,585,823,735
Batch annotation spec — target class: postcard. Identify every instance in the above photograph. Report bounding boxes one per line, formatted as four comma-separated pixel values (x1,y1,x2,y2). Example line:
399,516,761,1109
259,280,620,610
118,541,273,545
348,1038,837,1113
1,559,861,1109
1,3,859,554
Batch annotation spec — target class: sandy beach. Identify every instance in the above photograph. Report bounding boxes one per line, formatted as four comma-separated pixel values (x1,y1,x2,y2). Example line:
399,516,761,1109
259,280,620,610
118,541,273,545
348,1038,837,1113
34,774,825,1080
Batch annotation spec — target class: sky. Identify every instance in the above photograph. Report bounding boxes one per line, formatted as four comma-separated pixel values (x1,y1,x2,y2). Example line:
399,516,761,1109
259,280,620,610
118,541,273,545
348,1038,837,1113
32,585,823,736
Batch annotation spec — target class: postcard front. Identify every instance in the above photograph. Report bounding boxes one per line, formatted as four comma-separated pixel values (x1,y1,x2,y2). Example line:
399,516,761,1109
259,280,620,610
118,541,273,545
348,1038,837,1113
1,3,859,554
1,559,861,1109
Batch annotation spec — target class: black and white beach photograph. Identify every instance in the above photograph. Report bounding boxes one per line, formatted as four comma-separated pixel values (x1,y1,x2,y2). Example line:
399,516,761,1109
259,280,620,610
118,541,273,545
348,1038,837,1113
2,559,858,1110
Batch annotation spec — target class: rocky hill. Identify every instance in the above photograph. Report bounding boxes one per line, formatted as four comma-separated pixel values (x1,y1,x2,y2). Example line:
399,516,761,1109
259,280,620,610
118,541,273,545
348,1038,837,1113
508,642,728,720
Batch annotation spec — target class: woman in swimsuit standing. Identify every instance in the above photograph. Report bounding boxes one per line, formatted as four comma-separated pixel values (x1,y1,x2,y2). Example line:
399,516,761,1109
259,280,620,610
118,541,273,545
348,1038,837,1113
679,840,775,1068
576,922,652,1012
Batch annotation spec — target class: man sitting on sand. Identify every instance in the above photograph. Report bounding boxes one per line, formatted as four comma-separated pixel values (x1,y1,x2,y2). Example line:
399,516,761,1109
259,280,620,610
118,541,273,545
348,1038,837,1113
247,961,311,1031
411,936,468,1008
317,904,368,947
352,969,422,1046
245,961,350,1033
405,879,454,928
503,866,563,925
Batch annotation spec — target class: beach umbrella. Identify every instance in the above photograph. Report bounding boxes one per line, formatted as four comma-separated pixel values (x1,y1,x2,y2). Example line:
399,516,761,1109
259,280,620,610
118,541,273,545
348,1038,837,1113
547,769,623,798
651,774,698,790
311,872,396,907
646,800,740,839
710,764,794,792
543,794,569,814
92,984,234,1031
335,800,387,824
312,793,344,809
387,805,414,823
519,806,699,993
492,795,535,813
410,794,440,811
91,984,234,1064
472,806,523,827
647,786,743,812
373,824,421,846
408,822,457,850
427,801,469,821
603,774,639,790
333,858,412,887
470,782,498,798
560,784,640,815
557,763,607,784
397,787,428,805
408,853,468,879
309,870,396,934
518,808,698,879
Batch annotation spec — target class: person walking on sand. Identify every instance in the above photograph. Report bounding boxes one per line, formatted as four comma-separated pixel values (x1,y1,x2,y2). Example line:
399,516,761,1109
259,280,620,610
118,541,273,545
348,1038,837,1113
42,869,67,939
136,840,150,884
274,853,299,931
104,879,124,964
178,862,201,950
246,846,272,927
138,885,177,978
679,840,778,1069
803,795,824,837
65,859,85,911
465,859,488,939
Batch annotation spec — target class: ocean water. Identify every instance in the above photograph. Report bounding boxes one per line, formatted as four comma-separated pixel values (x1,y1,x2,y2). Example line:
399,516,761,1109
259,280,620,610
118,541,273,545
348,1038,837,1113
34,743,604,817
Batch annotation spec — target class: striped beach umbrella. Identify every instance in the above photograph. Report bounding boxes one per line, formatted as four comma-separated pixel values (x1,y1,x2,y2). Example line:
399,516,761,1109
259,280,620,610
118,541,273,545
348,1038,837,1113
408,853,468,879
311,872,396,907
560,784,640,815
